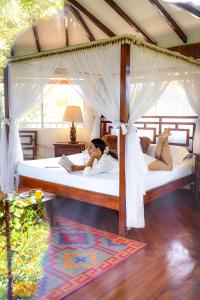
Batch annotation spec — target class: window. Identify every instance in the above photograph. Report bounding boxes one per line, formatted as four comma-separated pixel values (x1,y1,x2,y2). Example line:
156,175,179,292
17,83,84,129
145,81,196,116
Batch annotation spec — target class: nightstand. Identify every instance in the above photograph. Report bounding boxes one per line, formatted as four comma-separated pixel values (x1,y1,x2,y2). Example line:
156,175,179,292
53,143,85,157
195,154,200,204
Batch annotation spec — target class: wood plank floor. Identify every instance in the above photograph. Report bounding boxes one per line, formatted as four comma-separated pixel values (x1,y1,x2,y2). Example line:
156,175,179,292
54,190,200,300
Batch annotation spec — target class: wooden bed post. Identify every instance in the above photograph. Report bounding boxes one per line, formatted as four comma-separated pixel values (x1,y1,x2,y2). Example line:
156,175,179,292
119,43,130,236
3,65,10,138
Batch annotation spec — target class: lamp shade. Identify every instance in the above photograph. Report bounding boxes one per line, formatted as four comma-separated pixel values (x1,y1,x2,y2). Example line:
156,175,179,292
63,106,83,123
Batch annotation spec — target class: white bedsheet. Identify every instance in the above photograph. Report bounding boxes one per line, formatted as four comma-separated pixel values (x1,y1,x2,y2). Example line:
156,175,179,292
17,153,193,196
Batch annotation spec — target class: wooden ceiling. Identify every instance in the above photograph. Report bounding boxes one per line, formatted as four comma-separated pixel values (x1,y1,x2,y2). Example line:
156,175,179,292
12,0,200,59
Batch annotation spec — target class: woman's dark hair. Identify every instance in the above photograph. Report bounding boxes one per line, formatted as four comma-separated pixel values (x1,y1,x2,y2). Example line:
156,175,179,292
91,138,118,160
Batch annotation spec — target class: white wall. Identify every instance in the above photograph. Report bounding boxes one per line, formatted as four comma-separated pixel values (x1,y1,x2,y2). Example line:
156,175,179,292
21,103,96,159
37,127,91,158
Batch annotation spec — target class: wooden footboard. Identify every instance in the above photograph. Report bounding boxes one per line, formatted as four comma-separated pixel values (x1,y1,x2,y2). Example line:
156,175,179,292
19,176,120,211
19,174,194,208
144,174,194,203
19,173,194,237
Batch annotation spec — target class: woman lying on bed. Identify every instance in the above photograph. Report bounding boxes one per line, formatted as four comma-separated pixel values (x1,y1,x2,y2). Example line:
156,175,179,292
71,129,173,175
148,128,173,171
71,138,118,175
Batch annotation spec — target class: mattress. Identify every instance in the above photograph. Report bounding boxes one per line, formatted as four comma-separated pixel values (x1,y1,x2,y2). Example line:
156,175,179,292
17,153,193,196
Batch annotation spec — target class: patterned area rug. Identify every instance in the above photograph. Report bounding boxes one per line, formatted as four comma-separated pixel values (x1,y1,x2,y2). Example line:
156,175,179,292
37,216,146,300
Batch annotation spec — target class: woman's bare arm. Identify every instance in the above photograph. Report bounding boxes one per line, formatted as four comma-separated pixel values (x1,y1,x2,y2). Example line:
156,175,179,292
71,164,85,171
85,157,95,168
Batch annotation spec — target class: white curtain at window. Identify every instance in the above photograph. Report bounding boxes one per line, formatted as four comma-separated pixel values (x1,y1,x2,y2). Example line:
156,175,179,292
61,43,120,143
145,81,196,116
61,45,120,124
0,58,60,193
82,101,97,141
90,112,101,139
60,43,200,228
61,44,169,227
125,46,170,227
62,46,149,223
181,66,200,153
126,45,200,227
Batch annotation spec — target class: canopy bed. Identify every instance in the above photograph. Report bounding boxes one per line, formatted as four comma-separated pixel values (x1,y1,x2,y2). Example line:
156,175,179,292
1,34,200,236
18,114,197,202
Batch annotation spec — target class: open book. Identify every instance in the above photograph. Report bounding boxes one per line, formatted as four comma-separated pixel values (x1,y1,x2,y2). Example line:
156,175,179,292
58,155,73,172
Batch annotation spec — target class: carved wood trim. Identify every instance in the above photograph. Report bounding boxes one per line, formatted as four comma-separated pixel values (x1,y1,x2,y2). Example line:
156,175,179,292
19,130,37,160
100,115,197,151
137,127,157,144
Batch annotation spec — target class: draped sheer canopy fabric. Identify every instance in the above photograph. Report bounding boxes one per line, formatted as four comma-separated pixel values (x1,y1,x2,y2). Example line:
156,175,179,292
1,39,200,228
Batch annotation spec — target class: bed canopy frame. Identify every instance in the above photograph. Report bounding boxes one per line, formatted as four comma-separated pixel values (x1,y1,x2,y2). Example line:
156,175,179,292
3,34,200,236
19,114,199,236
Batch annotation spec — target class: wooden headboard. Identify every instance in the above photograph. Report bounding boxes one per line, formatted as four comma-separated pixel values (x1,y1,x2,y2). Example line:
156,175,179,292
100,115,198,152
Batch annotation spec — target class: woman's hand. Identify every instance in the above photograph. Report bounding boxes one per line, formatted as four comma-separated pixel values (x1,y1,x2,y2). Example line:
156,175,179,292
71,164,85,171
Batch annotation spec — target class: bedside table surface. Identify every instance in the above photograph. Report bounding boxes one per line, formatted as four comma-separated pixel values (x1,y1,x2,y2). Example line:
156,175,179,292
54,143,85,157
53,142,85,146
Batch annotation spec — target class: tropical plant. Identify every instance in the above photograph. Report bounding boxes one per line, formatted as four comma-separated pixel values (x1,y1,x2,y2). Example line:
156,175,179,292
0,0,66,73
0,193,49,299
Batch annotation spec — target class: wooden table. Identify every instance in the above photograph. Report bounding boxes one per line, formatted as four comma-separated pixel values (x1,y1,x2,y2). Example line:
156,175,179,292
53,142,85,157
15,189,55,226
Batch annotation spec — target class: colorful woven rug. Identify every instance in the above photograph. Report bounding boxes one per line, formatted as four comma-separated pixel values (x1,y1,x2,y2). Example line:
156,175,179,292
37,216,145,300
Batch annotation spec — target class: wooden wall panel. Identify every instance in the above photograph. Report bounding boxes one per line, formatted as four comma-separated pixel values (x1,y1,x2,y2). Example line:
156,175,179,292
169,43,200,59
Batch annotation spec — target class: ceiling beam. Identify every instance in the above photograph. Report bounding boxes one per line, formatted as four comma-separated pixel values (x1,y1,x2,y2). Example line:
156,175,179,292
10,47,14,56
68,4,95,41
64,4,69,46
104,0,156,44
149,0,187,43
68,0,115,37
32,24,41,52
175,3,200,19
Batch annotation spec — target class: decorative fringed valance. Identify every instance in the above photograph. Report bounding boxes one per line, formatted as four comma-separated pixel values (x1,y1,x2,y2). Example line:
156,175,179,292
8,34,200,67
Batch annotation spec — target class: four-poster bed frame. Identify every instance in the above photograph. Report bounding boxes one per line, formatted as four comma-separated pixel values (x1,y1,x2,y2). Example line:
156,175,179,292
4,42,200,237
18,113,198,236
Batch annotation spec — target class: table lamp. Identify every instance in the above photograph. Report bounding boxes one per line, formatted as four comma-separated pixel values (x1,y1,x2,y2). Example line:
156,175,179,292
63,105,83,143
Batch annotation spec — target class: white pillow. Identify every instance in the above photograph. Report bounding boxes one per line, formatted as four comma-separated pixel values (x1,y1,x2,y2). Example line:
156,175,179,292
147,144,189,165
146,144,157,158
